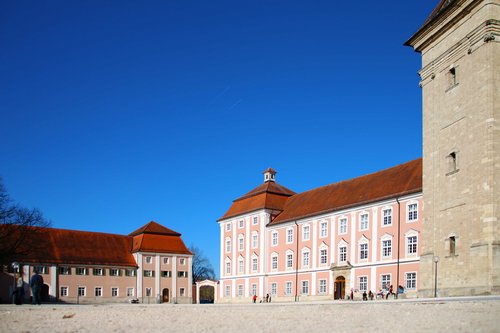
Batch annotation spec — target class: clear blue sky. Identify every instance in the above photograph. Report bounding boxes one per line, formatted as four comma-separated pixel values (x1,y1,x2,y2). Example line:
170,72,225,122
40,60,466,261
0,1,436,276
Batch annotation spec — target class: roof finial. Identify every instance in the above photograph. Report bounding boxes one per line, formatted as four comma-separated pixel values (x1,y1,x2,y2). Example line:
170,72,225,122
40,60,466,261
262,167,277,183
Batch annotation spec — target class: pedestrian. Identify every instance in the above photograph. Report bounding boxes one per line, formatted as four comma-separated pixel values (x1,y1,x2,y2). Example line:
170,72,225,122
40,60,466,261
266,294,269,303
14,273,24,305
350,288,354,301
252,294,257,303
386,285,394,300
368,290,374,300
362,290,367,301
30,269,44,305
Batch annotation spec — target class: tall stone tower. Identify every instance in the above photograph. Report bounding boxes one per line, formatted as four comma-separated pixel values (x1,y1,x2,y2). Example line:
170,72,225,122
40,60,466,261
406,0,499,296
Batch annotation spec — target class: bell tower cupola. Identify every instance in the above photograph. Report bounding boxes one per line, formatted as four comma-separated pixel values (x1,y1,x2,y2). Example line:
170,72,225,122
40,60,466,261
262,167,277,183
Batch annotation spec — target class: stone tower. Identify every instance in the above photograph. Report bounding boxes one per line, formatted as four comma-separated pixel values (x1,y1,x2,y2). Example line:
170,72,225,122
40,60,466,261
406,0,499,296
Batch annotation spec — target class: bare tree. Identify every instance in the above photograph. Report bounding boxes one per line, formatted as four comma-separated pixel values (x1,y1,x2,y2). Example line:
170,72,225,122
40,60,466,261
0,178,50,265
189,245,215,284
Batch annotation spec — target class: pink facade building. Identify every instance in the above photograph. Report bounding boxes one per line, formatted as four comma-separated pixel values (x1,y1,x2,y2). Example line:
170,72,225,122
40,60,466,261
218,159,422,302
0,221,193,304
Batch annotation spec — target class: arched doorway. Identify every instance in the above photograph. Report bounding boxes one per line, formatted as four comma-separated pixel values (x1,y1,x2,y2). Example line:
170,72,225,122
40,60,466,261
162,288,169,303
199,285,215,304
334,276,345,300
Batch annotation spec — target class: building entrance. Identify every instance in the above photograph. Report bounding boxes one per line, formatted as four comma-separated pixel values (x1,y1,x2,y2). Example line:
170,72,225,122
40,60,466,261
162,288,170,303
334,276,345,300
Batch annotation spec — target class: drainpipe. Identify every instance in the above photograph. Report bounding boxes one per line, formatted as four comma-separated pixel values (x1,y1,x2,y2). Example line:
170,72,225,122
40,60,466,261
396,197,401,300
294,221,299,302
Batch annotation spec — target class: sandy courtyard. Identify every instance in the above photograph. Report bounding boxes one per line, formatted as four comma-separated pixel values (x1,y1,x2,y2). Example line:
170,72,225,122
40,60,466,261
1,298,499,333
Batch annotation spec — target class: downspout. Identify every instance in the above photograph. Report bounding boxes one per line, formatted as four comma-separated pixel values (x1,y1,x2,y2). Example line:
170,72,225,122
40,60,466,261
396,197,401,300
294,221,299,302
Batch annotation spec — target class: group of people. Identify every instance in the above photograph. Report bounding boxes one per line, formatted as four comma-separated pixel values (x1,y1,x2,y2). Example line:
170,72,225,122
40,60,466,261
252,293,272,303
13,269,44,305
360,285,405,301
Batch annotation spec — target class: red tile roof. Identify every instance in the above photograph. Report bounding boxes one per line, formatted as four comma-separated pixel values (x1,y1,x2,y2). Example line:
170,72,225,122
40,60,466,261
270,159,422,225
129,221,181,237
132,234,192,255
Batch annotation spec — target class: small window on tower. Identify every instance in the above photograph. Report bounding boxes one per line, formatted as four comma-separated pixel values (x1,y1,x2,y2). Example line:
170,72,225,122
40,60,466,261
446,66,458,90
449,236,456,256
446,151,459,175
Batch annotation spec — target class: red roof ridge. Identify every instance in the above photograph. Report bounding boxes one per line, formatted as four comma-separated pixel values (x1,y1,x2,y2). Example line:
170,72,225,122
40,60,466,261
234,182,295,202
129,221,181,237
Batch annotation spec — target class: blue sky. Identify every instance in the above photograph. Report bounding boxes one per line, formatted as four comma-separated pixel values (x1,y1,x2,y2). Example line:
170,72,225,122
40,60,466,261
0,1,435,276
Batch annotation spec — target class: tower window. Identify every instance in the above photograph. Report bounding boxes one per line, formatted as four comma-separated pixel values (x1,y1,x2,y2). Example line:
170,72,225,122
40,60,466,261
446,66,458,90
449,236,456,256
446,151,459,175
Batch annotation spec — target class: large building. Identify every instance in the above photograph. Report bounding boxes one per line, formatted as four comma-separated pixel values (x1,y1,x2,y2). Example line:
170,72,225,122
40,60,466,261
218,160,423,302
0,221,193,304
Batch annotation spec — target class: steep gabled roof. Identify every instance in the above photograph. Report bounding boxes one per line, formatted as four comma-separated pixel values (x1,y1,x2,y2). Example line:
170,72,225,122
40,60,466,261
130,221,191,255
269,158,422,225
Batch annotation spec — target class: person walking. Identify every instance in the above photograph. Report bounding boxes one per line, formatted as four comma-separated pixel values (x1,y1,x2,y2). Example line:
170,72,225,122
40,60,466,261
30,269,44,305
14,273,24,305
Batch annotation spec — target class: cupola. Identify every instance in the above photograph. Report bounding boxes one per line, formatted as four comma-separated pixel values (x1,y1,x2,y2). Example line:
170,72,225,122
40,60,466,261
262,167,277,183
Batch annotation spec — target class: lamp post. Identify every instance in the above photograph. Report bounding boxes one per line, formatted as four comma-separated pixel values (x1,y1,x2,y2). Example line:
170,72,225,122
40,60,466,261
433,256,439,298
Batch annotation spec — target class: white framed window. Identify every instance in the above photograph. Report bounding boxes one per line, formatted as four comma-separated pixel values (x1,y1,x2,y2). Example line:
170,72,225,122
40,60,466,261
237,284,243,297
405,272,417,290
382,239,392,258
251,284,257,296
407,235,418,255
180,288,185,297
302,249,310,268
110,268,120,276
111,287,119,297
239,220,244,229
161,270,172,277
238,257,244,274
238,235,244,251
180,258,186,265
301,280,309,295
145,288,152,297
252,256,258,272
285,282,293,296
60,286,68,297
408,203,418,222
226,238,231,253
271,231,278,246
252,216,258,225
163,257,170,264
302,225,310,241
339,218,347,234
126,288,134,297
271,254,278,271
358,276,368,292
78,286,86,297
226,223,231,232
380,274,391,291
76,267,87,275
59,267,71,275
93,268,104,276
318,279,327,294
286,228,294,243
271,283,277,296
145,256,152,264
144,270,154,277
319,248,328,266
225,285,231,297
360,213,368,231
125,269,136,277
339,246,347,263
320,221,328,238
252,232,258,249
35,266,49,274
225,259,231,275
286,251,294,270
383,208,392,226
359,242,369,260
177,271,188,278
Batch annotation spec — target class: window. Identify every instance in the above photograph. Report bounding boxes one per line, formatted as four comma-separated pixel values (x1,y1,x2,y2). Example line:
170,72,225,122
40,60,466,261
252,232,258,249
178,271,188,278
320,249,328,266
180,288,185,297
285,282,293,296
339,246,347,262
381,274,391,291
253,216,258,225
447,66,458,89
60,286,68,297
237,285,243,297
59,267,71,275
407,236,418,255
360,243,369,260
111,287,119,297
251,284,257,296
161,271,172,278
239,220,244,229
383,209,392,226
78,287,86,297
145,288,152,297
225,285,231,297
271,283,277,296
125,269,136,277
226,238,231,253
238,258,244,274
144,270,154,277
127,288,134,297
163,257,170,264
320,221,328,238
449,236,456,256
405,272,417,289
382,240,392,258
271,255,278,271
408,203,418,222
252,257,258,272
286,228,294,243
447,152,458,175
339,218,347,234
302,250,310,268
271,231,278,246
358,276,368,292
303,225,310,241
145,256,152,264
238,235,244,251
110,268,120,276
180,258,186,265
76,267,87,275
226,223,231,232
301,280,309,295
360,214,368,231
286,253,293,270
225,261,231,275
35,266,49,274
319,279,327,294
93,268,104,276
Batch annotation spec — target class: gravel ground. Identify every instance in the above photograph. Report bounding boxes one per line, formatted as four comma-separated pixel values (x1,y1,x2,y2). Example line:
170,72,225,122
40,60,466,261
1,298,499,333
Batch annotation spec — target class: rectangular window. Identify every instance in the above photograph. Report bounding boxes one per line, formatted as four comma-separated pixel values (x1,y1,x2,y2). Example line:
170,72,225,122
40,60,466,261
237,285,243,297
226,223,231,232
78,287,86,297
226,262,231,275
252,258,258,272
145,288,152,297
58,267,71,275
35,266,49,274
449,236,456,256
225,285,231,297
180,258,186,265
251,284,257,296
145,256,152,264
286,253,293,269
271,283,277,296
382,240,392,258
60,286,68,297
239,220,244,229
93,268,104,276
178,271,188,278
144,270,154,277
76,267,87,275
238,260,244,274
320,222,328,238
125,269,136,277
252,233,258,249
301,280,309,295
339,218,347,234
272,232,278,246
285,282,292,296
405,272,417,290
303,225,310,241
407,236,418,255
111,287,119,297
408,204,418,221
302,251,310,268
360,243,369,260
339,246,347,262
383,209,392,226
271,256,278,270
358,276,368,292
110,268,120,276
360,214,368,231
161,271,172,278
238,237,244,251
253,216,258,225
319,279,327,294
381,274,391,291
127,288,134,297
287,228,294,243
163,257,170,264
226,239,231,253
180,288,185,297
320,249,328,266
